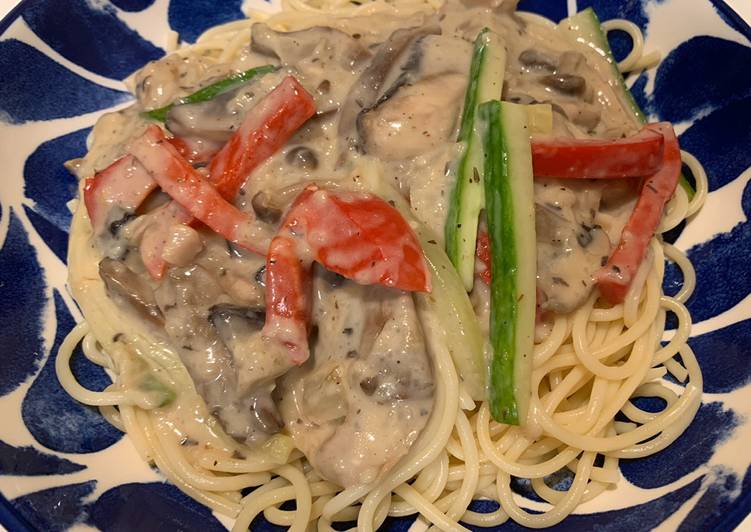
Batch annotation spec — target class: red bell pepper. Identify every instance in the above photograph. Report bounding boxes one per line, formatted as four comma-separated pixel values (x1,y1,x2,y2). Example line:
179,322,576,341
129,125,268,254
83,155,157,236
531,127,664,179
264,185,430,364
208,76,316,199
138,76,315,277
167,136,221,166
596,123,681,303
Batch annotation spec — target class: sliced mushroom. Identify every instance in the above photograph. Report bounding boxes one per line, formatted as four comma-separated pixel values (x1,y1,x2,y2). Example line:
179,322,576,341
338,22,441,152
519,49,557,71
553,101,601,131
99,258,163,325
534,181,611,313
209,304,265,351
251,191,284,224
503,88,540,105
352,32,470,159
284,146,319,171
540,73,587,96
165,83,258,143
150,266,285,444
357,73,466,159
251,23,370,70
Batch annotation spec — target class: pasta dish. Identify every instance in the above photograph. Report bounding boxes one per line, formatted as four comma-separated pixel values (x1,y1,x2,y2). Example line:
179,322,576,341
60,0,708,529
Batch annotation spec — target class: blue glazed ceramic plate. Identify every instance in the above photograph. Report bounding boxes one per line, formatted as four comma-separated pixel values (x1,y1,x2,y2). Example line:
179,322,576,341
0,0,750,530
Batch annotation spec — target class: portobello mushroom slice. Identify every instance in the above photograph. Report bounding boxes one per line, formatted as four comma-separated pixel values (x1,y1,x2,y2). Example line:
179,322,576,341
278,274,434,487
153,266,291,444
165,81,260,144
337,22,441,153
99,258,163,325
251,23,370,70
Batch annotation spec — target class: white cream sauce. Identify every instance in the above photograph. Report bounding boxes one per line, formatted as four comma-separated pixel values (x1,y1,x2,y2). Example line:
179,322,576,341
72,0,641,488
279,272,433,487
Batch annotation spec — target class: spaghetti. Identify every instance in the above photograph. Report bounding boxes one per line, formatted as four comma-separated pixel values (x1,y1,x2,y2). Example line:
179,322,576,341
59,0,709,529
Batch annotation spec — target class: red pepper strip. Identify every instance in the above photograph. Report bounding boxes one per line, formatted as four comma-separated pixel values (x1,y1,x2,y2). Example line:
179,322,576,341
531,127,664,179
265,235,312,364
596,123,681,303
264,185,430,364
139,201,193,280
129,125,268,254
83,155,157,235
476,230,491,285
137,76,315,278
208,76,316,199
264,187,317,364
275,185,430,291
317,194,431,292
167,136,221,166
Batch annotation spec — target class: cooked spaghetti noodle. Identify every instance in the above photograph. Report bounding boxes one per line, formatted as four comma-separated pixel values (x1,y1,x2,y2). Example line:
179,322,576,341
59,0,709,529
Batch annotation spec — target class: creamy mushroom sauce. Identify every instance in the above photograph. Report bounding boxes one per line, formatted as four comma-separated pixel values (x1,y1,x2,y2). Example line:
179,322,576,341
70,0,640,488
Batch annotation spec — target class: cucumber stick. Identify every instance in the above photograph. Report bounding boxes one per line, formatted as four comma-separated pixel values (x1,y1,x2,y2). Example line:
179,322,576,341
144,65,277,122
445,28,507,291
558,9,645,124
479,100,535,425
558,9,695,199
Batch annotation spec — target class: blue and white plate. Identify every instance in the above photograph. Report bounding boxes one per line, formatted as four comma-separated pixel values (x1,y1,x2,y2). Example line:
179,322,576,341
0,0,750,530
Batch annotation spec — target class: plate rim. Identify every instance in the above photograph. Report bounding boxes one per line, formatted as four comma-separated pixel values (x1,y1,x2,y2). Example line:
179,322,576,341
0,0,749,530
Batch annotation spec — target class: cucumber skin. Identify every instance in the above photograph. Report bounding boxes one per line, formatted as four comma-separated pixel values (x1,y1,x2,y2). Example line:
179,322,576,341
481,100,518,423
562,9,645,124
445,29,506,291
480,100,535,425
144,65,277,122
457,29,491,143
561,9,695,199
445,140,485,291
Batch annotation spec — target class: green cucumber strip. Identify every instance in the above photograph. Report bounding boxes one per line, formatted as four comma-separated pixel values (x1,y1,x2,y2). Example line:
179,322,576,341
558,9,695,199
445,28,507,291
479,100,536,425
144,64,277,122
456,29,506,143
678,175,695,197
138,373,176,407
558,9,645,124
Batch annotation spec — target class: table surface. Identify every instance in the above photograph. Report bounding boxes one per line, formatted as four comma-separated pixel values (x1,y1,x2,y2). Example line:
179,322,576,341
0,0,750,531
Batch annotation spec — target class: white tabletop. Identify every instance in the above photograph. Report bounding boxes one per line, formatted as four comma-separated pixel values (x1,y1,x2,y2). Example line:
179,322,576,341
0,0,749,531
